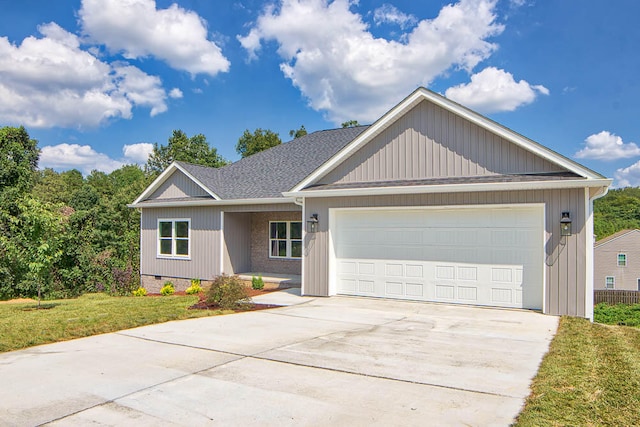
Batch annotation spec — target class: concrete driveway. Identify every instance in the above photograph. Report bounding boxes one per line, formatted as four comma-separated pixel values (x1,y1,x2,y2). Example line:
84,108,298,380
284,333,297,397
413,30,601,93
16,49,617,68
0,292,558,426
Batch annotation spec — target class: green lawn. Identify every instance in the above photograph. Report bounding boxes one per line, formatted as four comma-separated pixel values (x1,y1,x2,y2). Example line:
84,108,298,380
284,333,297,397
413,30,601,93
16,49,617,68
515,316,640,426
0,293,226,352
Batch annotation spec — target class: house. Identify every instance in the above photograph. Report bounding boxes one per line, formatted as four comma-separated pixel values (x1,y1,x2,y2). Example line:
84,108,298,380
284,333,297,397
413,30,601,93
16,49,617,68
594,229,640,291
130,87,611,319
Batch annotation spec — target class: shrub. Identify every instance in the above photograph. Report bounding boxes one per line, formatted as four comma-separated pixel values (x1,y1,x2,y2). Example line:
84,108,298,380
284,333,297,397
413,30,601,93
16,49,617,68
185,278,203,295
160,281,175,296
132,287,147,297
251,275,264,290
206,275,251,310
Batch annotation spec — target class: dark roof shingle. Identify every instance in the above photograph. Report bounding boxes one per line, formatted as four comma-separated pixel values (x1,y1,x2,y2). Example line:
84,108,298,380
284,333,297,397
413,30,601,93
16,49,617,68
176,126,368,199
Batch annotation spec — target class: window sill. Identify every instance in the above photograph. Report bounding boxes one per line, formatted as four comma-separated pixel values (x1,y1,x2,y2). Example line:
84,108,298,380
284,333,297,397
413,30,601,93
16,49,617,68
268,256,302,261
157,255,191,261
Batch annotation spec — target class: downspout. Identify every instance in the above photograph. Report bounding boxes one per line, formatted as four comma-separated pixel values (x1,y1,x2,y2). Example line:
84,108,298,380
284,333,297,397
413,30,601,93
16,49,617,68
585,185,610,321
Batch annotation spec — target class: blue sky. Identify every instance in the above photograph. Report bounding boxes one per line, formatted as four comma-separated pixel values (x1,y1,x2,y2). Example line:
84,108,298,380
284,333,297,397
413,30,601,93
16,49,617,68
1,0,638,186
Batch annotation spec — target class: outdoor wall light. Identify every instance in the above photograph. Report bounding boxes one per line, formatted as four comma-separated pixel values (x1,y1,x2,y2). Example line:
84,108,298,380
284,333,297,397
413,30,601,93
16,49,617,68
560,211,572,236
307,213,319,233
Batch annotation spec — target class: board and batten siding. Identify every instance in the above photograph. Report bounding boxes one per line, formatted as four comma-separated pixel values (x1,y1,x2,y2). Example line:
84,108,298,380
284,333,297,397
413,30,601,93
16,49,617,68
148,170,209,200
594,231,640,291
141,206,220,280
304,188,588,317
141,202,300,280
319,100,564,185
222,212,251,275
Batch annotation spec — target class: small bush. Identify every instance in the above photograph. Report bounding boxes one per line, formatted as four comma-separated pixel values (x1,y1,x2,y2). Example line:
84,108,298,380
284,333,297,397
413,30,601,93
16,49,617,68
132,287,147,297
251,275,264,290
206,275,251,310
185,278,203,295
160,282,175,296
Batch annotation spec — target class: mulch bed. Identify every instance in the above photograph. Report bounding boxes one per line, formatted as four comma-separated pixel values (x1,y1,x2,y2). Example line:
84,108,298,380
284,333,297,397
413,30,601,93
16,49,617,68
147,285,288,312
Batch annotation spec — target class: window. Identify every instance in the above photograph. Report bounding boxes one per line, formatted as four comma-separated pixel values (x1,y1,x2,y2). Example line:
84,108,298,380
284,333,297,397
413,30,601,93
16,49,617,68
617,253,627,267
269,221,302,259
158,219,190,258
638,278,640,291
605,276,615,289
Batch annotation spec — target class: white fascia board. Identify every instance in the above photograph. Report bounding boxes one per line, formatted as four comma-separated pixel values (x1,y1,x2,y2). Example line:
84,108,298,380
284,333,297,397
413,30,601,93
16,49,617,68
129,197,295,209
131,162,221,205
290,90,425,192
283,178,613,199
290,88,605,193
132,162,178,205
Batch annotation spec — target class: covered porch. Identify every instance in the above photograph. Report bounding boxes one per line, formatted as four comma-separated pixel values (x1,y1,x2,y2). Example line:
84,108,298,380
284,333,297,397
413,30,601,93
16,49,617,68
222,207,302,286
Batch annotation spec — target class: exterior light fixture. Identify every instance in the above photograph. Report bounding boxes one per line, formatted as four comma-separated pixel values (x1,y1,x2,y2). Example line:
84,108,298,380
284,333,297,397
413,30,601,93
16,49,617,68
560,211,572,236
307,213,319,233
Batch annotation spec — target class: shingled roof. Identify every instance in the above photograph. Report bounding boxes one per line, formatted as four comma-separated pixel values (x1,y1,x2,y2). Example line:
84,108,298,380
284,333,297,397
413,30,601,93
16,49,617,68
174,126,369,200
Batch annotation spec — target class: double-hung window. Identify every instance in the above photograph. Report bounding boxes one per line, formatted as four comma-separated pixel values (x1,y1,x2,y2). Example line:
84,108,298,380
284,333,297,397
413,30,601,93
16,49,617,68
158,219,190,258
617,253,627,267
605,276,615,289
269,221,302,259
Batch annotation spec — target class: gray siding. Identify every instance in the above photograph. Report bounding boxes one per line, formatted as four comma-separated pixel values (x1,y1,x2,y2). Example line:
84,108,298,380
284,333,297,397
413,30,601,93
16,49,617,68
149,170,209,200
141,206,220,280
141,203,301,281
304,188,588,317
320,100,564,185
223,212,251,274
594,232,640,291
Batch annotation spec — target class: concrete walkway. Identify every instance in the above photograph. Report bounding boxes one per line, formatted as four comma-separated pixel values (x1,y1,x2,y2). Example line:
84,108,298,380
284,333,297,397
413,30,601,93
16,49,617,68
0,293,558,426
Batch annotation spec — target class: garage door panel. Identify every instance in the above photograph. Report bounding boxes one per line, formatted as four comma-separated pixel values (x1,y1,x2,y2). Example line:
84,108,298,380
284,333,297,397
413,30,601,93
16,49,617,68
334,207,543,310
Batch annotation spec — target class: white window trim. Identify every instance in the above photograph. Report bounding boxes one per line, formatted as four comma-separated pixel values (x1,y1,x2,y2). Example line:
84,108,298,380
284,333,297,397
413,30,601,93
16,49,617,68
605,276,615,289
617,253,627,267
157,218,191,260
268,221,302,259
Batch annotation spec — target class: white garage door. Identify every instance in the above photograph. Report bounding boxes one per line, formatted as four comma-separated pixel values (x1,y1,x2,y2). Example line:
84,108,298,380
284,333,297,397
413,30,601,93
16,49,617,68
333,206,543,310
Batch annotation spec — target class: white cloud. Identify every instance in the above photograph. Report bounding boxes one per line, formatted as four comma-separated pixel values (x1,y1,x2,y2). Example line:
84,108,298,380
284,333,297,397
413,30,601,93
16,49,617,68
238,0,504,124
40,143,124,174
169,88,183,99
0,23,169,128
79,0,230,76
373,4,417,29
40,141,153,175
575,131,640,161
444,67,549,113
615,161,640,188
123,142,154,163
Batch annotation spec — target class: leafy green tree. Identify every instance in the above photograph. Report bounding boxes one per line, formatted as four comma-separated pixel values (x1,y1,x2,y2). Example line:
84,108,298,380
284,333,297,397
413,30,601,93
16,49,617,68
146,130,227,175
0,126,39,207
289,125,307,139
236,128,282,158
11,198,64,306
594,188,640,240
341,120,360,128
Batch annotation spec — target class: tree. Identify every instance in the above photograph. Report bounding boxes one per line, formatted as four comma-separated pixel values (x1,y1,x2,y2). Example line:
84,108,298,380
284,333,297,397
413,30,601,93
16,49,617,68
341,120,360,128
289,125,308,139
146,130,227,175
236,128,282,158
0,126,39,206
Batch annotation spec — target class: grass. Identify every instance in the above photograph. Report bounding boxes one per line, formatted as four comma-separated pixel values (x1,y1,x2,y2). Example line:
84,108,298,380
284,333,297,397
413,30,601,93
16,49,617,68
514,316,640,426
0,293,226,353
594,302,640,327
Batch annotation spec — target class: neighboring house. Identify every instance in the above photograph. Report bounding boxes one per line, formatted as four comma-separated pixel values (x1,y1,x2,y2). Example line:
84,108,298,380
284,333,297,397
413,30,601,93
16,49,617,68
130,87,611,319
594,229,640,291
